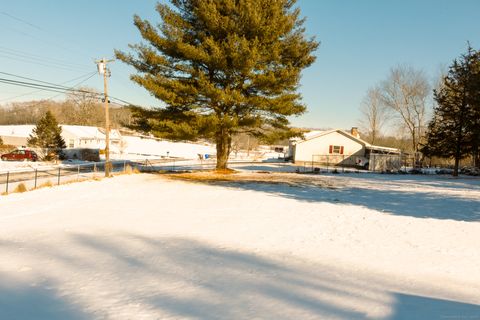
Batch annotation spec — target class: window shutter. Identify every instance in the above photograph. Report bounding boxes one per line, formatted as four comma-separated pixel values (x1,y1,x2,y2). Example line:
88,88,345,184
329,145,333,154
340,146,344,154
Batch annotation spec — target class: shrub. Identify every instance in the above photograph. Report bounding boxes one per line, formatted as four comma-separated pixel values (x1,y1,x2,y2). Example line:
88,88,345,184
13,183,28,193
38,180,53,188
124,164,141,174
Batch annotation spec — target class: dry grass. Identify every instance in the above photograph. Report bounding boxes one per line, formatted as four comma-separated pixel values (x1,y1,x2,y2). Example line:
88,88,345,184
38,180,53,189
123,164,141,175
61,178,90,185
166,170,240,183
13,183,28,193
163,170,338,189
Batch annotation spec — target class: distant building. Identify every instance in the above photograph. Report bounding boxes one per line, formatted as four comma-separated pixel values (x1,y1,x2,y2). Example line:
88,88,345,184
289,127,401,171
0,125,122,151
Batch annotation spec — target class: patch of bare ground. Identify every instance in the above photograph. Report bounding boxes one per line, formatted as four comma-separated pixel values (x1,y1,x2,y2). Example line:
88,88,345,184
163,170,339,189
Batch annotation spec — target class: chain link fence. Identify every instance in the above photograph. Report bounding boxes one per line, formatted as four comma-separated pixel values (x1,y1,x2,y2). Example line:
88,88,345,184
306,154,402,173
297,153,479,175
0,157,227,195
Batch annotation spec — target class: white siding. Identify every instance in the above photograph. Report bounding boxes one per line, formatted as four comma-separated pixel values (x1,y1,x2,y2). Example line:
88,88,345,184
294,131,365,163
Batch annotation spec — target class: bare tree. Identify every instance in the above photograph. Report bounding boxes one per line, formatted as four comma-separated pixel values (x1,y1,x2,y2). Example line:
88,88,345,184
66,87,103,126
359,86,390,144
380,65,430,158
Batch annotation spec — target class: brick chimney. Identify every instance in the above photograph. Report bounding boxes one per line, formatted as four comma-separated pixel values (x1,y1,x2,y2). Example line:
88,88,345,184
351,127,360,138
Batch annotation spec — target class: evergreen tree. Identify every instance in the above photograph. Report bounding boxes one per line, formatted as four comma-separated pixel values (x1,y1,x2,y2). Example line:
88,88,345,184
115,0,318,169
27,110,66,159
423,46,480,176
468,49,480,167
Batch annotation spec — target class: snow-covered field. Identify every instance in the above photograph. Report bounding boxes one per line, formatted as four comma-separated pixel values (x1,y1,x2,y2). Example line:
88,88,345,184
1,171,479,319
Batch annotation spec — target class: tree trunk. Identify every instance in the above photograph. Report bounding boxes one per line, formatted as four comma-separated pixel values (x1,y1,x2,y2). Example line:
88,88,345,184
453,157,460,177
215,129,231,170
453,142,461,177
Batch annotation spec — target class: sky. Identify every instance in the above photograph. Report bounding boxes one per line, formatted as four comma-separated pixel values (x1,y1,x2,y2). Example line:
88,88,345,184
0,0,479,130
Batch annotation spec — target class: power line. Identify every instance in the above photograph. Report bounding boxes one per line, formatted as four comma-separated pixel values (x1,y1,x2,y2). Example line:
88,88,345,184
0,11,42,30
44,72,99,100
0,71,91,88
0,72,138,107
0,78,80,95
0,46,91,69
0,53,89,72
0,71,97,102
0,77,102,96
0,11,94,61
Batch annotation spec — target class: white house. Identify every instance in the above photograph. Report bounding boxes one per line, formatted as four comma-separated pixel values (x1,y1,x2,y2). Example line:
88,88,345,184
290,127,401,170
61,125,122,150
0,125,122,151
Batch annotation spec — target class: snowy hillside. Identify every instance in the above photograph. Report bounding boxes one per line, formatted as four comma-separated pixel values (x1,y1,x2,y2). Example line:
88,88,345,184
119,136,216,160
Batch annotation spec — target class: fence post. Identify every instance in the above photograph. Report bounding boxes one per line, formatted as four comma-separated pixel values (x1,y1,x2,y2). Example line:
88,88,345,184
77,165,80,181
57,167,61,185
327,155,329,173
342,155,345,173
5,172,9,194
34,169,38,189
123,160,126,173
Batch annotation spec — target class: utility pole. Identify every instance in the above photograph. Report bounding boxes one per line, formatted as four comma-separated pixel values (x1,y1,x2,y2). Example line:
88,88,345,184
96,58,114,177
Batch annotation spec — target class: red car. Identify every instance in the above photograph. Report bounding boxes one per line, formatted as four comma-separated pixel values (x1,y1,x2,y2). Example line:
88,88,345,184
1,149,38,161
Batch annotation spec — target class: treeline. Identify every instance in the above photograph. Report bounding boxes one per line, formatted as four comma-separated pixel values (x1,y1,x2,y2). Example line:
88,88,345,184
359,45,480,175
0,92,131,129
423,46,480,175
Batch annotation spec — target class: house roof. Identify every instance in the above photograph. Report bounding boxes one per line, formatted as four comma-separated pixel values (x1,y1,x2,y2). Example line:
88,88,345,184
62,125,121,140
293,129,367,145
0,125,35,137
0,125,121,140
292,129,401,153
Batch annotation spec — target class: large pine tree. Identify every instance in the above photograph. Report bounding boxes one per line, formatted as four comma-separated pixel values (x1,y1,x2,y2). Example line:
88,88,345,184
27,110,66,159
423,46,480,176
115,0,318,169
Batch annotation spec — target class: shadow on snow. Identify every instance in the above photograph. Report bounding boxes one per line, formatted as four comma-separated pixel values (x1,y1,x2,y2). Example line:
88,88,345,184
212,174,480,222
0,234,479,319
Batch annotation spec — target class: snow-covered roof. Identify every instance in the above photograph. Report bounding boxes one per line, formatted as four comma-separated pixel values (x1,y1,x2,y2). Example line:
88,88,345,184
291,129,401,153
0,125,35,137
293,129,367,146
0,125,121,140
62,125,121,140
366,144,401,153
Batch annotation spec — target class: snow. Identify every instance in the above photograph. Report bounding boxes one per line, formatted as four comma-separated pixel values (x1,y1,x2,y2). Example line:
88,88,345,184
0,172,480,319
0,125,122,140
120,136,216,159
0,125,35,137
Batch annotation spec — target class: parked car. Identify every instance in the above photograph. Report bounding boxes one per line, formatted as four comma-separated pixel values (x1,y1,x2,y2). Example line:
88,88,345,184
1,149,38,161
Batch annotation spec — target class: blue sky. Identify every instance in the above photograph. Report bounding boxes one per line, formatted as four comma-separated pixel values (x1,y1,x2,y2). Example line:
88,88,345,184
0,0,479,129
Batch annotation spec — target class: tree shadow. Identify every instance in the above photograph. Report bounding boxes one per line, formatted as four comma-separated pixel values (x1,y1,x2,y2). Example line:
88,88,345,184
0,278,91,320
1,233,479,319
205,176,480,222
389,293,480,320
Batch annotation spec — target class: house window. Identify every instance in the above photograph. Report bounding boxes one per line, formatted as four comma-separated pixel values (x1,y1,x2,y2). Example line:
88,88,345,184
69,139,75,148
329,145,344,154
